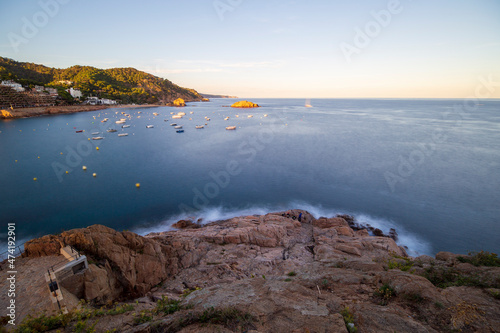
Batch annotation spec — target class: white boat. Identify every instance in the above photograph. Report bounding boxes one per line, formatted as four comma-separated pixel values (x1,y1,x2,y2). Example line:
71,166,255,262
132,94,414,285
107,129,117,132
174,125,183,129
153,112,159,116
195,125,204,129
116,120,126,124
172,115,182,119
118,133,128,137
205,117,211,121
264,114,268,117
190,111,194,114
120,118,127,121
91,132,100,135
170,123,177,126
177,112,186,116
224,117,229,120
92,136,104,140
226,126,236,130
248,115,253,118
122,124,130,128
146,125,154,128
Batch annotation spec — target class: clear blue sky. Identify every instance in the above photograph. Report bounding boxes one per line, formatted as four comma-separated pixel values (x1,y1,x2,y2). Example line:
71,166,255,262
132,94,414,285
1,0,499,98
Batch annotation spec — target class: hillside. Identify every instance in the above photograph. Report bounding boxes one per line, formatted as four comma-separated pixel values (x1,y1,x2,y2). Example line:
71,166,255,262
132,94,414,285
0,57,202,105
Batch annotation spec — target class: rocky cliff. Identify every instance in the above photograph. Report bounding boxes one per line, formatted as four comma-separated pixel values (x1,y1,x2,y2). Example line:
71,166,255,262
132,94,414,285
231,100,260,108
7,210,500,332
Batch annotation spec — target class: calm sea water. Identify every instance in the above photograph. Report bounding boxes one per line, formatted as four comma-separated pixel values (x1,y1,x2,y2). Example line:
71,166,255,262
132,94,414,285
1,98,499,256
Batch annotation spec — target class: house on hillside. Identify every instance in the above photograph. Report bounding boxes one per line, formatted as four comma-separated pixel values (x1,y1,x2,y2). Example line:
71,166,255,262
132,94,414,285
68,87,82,99
0,80,25,92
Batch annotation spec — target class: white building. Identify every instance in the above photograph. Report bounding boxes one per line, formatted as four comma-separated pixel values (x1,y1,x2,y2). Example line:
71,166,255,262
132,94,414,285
46,87,58,96
100,98,117,105
0,80,25,92
68,87,82,99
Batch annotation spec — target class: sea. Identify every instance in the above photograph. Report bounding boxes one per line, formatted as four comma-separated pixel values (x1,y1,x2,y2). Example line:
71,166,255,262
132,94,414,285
1,98,499,257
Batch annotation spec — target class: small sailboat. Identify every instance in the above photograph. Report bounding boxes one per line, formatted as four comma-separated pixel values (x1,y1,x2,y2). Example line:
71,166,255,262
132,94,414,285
116,120,126,124
195,125,204,129
146,125,154,128
226,126,237,130
153,112,159,116
305,98,312,108
107,129,117,132
92,136,104,140
91,132,100,135
174,125,183,129
247,115,253,118
118,133,128,137
122,124,130,128
172,115,182,119
224,117,229,120
170,123,177,126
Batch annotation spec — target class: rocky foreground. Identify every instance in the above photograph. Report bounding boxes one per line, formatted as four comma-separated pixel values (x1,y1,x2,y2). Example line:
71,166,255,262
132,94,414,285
2,210,499,332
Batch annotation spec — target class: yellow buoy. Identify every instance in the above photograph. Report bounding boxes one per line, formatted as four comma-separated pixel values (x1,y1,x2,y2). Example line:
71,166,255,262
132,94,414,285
15,160,17,162
93,173,97,177
60,152,63,155
66,171,69,174
135,183,141,188
83,166,87,170
37,156,40,159
96,147,99,150
33,177,37,181
88,138,90,140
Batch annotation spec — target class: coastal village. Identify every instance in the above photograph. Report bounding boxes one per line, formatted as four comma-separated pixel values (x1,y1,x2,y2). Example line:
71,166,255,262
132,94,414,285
0,80,117,110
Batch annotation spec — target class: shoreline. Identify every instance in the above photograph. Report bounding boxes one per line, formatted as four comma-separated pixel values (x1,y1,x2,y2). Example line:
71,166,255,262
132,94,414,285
1,209,498,332
0,104,161,120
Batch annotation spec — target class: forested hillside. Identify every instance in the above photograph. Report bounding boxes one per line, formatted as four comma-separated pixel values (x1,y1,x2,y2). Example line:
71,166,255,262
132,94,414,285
0,57,201,104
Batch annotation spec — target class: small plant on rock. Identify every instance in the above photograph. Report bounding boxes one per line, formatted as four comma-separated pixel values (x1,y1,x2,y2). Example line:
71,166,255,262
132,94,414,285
374,284,395,306
340,307,358,333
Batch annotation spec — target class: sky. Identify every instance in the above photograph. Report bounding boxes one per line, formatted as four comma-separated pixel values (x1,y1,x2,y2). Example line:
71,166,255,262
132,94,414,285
0,0,499,98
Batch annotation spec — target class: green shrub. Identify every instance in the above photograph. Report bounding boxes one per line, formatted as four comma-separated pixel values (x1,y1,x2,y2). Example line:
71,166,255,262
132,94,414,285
387,256,414,272
133,310,153,325
374,284,395,306
457,251,500,267
340,307,358,333
422,266,494,288
287,271,297,277
155,296,182,315
15,313,72,333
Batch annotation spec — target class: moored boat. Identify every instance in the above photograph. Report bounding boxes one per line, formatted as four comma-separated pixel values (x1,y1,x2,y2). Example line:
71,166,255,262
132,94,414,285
195,125,204,129
174,125,183,129
122,124,130,128
107,129,117,132
226,126,237,130
92,136,104,140
146,125,154,128
118,133,128,137
176,129,184,133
